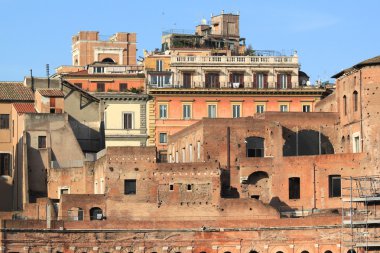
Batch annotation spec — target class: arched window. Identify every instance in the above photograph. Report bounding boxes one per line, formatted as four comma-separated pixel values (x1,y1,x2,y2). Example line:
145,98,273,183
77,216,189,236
325,250,333,253
101,58,115,63
353,91,358,112
301,251,309,253
347,250,356,253
246,137,264,157
343,95,347,115
89,207,103,220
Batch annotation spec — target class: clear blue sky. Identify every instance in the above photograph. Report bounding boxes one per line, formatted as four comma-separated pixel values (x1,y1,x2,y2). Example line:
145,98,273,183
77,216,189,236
0,0,379,83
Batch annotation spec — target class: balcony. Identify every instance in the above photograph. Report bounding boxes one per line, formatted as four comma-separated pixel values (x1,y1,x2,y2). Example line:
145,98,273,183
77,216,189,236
171,55,298,65
105,129,147,138
89,65,144,75
149,81,306,89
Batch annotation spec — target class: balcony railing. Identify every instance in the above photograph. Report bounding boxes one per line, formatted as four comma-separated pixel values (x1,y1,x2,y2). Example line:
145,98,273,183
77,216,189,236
105,128,147,137
148,82,318,90
89,65,144,74
171,55,297,65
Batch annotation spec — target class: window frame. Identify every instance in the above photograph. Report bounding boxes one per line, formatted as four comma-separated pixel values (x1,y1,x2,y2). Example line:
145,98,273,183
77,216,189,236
123,112,133,130
0,114,10,129
232,104,241,118
207,104,217,118
38,136,47,149
289,177,300,199
124,179,137,195
328,175,341,198
0,153,11,176
182,104,192,119
158,104,168,119
159,132,168,144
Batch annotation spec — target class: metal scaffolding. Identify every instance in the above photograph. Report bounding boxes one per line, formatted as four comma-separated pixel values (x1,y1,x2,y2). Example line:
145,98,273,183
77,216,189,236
341,176,380,251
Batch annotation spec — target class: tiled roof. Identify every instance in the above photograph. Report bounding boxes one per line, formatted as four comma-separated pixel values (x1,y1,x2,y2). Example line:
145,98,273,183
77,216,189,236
0,82,34,102
37,89,65,97
13,103,36,114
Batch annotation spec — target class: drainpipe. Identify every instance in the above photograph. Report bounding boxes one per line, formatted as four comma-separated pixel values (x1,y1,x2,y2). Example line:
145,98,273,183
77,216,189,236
313,163,317,211
227,127,230,170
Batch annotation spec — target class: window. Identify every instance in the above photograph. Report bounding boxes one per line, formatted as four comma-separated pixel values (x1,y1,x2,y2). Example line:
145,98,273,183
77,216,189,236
97,82,105,92
232,104,241,118
0,153,11,176
187,184,192,191
0,114,9,129
246,137,264,157
94,67,104,73
159,104,167,119
280,104,288,112
329,175,341,198
302,105,311,112
256,105,264,114
208,104,217,118
156,60,163,71
353,135,360,153
89,207,103,220
289,177,300,199
60,188,69,195
158,151,167,163
124,179,136,195
205,73,220,88
353,91,358,112
74,83,82,89
230,72,244,88
123,113,133,129
189,144,193,162
169,184,174,191
183,104,191,119
197,141,201,160
343,95,347,115
278,74,289,89
38,136,47,149
183,73,192,88
151,75,171,87
120,83,128,92
159,133,167,144
257,73,264,89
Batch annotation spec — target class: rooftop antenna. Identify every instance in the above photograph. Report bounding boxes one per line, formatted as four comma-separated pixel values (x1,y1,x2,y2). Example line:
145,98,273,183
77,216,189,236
46,64,50,88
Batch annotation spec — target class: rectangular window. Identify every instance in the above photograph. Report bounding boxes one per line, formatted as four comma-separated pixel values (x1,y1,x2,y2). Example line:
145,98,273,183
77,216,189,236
303,105,311,112
205,73,220,88
156,60,163,71
124,179,136,195
123,113,133,129
0,153,11,176
280,104,288,112
0,114,9,129
278,73,290,89
187,184,192,191
74,83,82,89
159,104,168,119
257,73,264,89
183,104,191,119
208,104,217,118
158,151,167,163
169,184,174,191
328,175,341,198
159,133,167,144
256,105,264,114
289,177,300,199
354,136,360,153
183,73,192,88
232,104,241,118
38,136,47,149
94,67,104,73
97,82,105,92
120,83,128,92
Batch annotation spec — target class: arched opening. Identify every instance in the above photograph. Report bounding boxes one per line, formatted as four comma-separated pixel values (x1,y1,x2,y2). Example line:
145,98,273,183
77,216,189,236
243,171,270,202
246,136,264,157
301,251,309,253
347,250,356,253
68,207,84,221
276,251,284,253
89,207,103,220
325,250,333,253
343,95,347,115
101,58,115,63
249,251,259,253
353,90,358,112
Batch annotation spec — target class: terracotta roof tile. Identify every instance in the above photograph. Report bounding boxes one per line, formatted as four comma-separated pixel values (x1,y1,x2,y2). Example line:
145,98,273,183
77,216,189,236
37,89,65,97
13,103,36,114
0,82,34,102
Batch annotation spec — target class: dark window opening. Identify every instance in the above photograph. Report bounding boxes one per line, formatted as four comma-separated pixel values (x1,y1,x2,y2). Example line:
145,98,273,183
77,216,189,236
301,251,309,253
38,136,47,149
187,184,192,191
120,83,128,92
183,73,192,88
89,207,103,220
0,153,11,176
325,251,333,253
0,114,9,129
158,151,167,163
246,137,264,157
302,105,311,112
102,58,115,63
289,177,300,199
205,73,220,88
97,82,105,92
329,175,341,198
124,179,136,195
353,90,358,112
74,83,82,89
251,195,260,199
169,184,174,191
123,113,133,129
343,95,347,115
347,250,356,253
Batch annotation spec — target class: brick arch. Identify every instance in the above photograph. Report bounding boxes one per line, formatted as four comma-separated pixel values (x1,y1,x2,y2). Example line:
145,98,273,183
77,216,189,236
269,246,289,253
242,171,270,202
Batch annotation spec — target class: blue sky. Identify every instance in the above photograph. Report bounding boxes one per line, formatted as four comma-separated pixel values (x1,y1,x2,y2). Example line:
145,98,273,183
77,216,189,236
0,0,379,83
